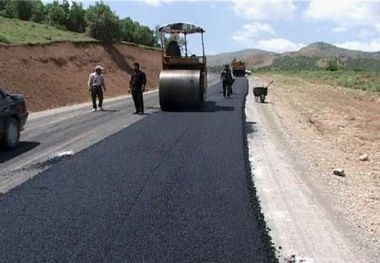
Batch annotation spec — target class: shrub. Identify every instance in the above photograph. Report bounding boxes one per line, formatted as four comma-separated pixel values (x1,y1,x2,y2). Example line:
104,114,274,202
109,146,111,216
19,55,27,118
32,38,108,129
0,35,10,43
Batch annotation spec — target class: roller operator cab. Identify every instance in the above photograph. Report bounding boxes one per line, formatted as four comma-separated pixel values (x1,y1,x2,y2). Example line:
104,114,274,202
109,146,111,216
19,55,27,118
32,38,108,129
158,23,207,111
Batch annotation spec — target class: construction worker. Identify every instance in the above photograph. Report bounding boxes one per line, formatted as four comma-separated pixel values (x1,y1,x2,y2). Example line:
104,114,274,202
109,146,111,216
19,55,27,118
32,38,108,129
220,64,233,98
88,65,106,111
129,62,147,115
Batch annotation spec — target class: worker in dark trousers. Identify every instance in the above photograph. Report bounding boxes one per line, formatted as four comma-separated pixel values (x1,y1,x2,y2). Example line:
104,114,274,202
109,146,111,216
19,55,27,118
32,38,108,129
129,62,147,115
220,65,233,98
88,65,106,111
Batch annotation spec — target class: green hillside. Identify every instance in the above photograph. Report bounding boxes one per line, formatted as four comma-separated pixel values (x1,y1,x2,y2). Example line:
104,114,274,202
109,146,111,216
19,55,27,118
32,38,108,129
0,16,95,44
261,55,380,71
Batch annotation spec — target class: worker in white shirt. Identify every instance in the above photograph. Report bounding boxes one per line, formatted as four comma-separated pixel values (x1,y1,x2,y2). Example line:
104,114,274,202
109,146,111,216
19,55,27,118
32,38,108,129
88,65,106,111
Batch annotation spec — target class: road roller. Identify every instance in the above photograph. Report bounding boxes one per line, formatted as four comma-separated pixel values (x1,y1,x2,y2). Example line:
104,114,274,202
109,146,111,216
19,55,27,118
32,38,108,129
158,23,207,111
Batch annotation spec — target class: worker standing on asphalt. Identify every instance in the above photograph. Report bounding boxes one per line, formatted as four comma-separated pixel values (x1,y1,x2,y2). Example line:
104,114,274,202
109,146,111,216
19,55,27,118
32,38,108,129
220,64,234,98
88,65,106,111
129,62,147,115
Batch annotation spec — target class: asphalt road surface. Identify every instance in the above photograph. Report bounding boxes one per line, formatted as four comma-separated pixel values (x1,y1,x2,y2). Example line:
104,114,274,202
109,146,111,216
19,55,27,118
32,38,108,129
0,78,276,262
0,90,160,193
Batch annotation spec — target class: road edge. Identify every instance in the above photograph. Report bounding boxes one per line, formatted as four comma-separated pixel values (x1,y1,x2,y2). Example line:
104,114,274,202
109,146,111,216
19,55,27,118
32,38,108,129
240,77,279,262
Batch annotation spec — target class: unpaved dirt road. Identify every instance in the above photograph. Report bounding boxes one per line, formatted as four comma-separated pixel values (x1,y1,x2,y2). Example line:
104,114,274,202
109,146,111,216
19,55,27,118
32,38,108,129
246,75,379,262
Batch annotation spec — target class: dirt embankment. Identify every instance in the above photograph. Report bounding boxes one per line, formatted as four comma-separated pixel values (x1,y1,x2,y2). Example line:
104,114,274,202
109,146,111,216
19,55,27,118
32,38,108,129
256,73,380,247
0,42,162,112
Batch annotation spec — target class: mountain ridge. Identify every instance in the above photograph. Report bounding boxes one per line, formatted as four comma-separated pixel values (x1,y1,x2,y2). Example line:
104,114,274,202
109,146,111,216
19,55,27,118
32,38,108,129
208,42,380,70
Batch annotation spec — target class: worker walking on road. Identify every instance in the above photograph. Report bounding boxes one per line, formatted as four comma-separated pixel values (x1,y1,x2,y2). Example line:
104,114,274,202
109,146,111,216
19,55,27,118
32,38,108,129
220,64,233,98
88,65,106,111
130,62,147,115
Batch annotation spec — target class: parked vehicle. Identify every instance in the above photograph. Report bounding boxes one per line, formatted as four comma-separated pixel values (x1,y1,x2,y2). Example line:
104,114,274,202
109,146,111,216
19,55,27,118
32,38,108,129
0,87,28,149
231,58,246,77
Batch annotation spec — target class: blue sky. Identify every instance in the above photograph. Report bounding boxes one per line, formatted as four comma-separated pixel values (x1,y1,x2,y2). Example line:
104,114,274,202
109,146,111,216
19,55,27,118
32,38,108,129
80,0,380,55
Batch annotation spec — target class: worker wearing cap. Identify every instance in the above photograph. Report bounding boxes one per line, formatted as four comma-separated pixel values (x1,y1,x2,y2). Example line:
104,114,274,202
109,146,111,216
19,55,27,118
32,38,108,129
88,65,106,111
129,62,146,115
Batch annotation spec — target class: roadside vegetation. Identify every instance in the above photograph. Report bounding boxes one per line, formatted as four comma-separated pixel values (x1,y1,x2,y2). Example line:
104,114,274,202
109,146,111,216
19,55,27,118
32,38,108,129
0,0,159,46
256,69,380,92
255,56,380,92
0,16,94,44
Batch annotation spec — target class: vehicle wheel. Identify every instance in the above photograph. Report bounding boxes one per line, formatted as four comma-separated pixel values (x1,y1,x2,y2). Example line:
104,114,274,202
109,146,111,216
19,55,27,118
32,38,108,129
3,118,20,149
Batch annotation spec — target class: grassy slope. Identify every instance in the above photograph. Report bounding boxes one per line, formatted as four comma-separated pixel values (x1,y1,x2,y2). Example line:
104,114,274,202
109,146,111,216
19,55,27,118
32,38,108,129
0,16,95,44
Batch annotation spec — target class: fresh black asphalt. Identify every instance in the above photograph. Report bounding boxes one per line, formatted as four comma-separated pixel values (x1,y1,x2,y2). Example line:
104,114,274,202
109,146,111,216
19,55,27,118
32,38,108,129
0,78,277,262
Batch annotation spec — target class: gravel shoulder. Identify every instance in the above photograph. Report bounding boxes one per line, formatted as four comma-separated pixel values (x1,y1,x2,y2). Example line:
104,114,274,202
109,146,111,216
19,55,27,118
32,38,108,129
246,75,379,262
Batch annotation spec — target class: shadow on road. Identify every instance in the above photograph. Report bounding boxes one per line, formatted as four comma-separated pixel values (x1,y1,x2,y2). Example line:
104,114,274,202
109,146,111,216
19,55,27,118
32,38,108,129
245,121,257,134
252,101,273,105
146,106,161,111
201,101,235,112
163,101,235,113
0,141,40,164
100,109,120,112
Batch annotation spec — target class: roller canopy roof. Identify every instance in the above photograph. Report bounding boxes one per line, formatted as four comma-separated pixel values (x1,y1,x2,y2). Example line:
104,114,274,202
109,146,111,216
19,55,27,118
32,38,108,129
159,23,205,34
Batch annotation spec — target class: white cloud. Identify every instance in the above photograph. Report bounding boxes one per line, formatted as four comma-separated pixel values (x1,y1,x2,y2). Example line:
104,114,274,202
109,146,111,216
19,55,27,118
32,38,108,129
141,0,178,6
232,0,297,21
256,38,305,52
141,0,200,6
231,0,300,53
375,23,380,33
305,0,380,29
335,40,380,52
358,29,376,39
332,26,348,33
142,0,162,6
233,22,276,42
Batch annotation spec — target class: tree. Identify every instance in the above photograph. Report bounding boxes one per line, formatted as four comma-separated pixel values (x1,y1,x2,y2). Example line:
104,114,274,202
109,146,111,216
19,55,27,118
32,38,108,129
66,2,86,32
30,0,46,23
134,25,156,46
326,59,338,71
120,17,136,43
0,0,17,18
120,18,158,47
45,1,67,29
85,2,120,41
15,0,34,20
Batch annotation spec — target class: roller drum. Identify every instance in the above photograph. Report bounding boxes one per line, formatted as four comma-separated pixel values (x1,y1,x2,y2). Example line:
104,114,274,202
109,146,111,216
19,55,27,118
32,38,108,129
159,70,202,110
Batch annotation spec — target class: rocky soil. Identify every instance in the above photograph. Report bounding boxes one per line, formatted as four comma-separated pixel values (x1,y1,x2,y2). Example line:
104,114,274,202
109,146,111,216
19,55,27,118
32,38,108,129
255,73,379,251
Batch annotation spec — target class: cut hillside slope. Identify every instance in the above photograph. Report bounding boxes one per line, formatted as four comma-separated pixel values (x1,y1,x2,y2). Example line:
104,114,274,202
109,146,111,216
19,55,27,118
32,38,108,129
0,41,162,112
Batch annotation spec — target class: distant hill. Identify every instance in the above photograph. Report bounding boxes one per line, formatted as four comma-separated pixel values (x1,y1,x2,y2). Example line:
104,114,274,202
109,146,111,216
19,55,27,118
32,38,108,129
208,48,278,68
285,42,380,59
209,42,380,71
